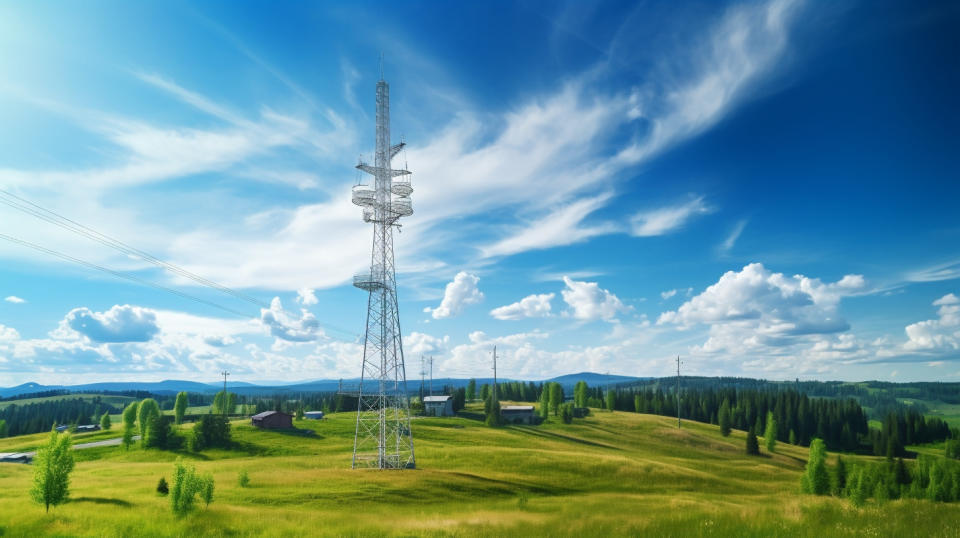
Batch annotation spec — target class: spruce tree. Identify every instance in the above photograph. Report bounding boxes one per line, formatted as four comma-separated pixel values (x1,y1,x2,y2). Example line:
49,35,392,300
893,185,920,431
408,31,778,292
832,455,847,496
719,399,731,437
465,379,476,401
746,428,760,456
99,411,112,431
764,411,777,452
605,390,616,412
801,438,830,495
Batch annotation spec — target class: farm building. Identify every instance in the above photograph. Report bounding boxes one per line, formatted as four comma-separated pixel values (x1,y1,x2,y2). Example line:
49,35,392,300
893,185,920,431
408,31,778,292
304,411,324,420
251,410,294,429
501,405,535,424
423,395,454,416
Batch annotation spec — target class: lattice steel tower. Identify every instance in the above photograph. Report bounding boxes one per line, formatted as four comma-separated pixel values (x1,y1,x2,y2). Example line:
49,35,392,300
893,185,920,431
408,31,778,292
349,72,415,469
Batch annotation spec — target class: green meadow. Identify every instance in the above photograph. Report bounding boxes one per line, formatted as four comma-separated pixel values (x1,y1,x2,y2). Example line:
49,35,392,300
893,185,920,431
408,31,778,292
1,405,958,537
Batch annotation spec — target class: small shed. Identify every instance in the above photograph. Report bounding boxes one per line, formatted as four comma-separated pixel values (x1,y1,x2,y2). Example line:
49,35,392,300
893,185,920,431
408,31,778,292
423,395,454,417
501,405,535,424
251,410,294,429
304,411,324,420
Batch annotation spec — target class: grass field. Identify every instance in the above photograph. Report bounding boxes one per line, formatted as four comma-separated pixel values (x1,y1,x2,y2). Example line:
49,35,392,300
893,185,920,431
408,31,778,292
1,405,958,537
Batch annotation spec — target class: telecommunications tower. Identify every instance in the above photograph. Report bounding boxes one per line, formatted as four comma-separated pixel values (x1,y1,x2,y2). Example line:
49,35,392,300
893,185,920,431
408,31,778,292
349,70,415,469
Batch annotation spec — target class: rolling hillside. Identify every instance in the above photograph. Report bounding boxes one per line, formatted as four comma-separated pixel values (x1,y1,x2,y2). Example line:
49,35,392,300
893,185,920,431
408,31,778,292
0,405,957,536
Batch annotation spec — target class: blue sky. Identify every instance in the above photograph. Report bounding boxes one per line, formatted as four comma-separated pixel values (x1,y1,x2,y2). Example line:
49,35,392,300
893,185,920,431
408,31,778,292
0,0,958,385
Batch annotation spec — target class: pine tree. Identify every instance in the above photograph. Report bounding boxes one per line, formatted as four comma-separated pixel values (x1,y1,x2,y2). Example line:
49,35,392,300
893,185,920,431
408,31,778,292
466,379,476,401
157,477,169,496
789,429,797,445
746,428,760,456
832,455,847,496
30,427,75,513
99,411,112,431
848,468,867,507
801,438,830,495
605,389,616,412
764,411,777,452
174,392,189,425
719,399,732,437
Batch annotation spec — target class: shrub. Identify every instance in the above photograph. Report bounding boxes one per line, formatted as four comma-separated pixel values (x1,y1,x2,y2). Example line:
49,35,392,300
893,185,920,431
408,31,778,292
238,469,250,488
157,477,169,496
561,403,574,424
190,414,232,451
170,459,209,516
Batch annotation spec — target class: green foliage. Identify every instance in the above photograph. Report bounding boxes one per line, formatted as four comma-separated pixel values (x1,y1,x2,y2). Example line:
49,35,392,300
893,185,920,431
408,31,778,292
157,477,169,496
745,428,759,456
465,379,476,401
548,383,563,416
764,411,777,452
122,401,138,430
190,414,232,451
574,381,588,409
718,399,731,437
484,395,502,427
479,384,490,402
30,428,75,513
848,468,867,508
174,392,189,425
137,398,160,439
946,438,960,460
800,438,830,495
170,459,202,517
144,414,180,450
0,418,7,438
200,473,215,508
604,390,615,412
99,411,111,431
789,429,797,445
295,404,305,420
561,403,574,424
831,455,847,496
122,424,135,451
538,387,550,419
238,469,250,488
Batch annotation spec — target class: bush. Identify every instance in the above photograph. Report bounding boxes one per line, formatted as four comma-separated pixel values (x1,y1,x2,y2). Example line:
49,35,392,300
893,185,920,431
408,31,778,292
238,469,250,488
561,403,574,424
190,414,232,451
144,415,181,450
157,477,169,496
170,459,213,516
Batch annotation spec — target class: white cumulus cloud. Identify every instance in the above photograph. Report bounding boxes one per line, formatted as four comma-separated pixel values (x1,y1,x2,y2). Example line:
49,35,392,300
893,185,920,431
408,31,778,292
426,272,484,319
490,293,555,320
561,277,630,322
296,288,319,306
61,304,161,343
260,297,323,342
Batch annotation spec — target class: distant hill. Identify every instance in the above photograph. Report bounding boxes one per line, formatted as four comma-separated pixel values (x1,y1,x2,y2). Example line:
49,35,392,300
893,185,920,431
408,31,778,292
0,372,644,399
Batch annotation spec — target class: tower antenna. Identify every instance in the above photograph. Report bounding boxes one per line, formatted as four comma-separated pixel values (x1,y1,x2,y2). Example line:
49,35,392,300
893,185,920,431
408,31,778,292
348,69,415,469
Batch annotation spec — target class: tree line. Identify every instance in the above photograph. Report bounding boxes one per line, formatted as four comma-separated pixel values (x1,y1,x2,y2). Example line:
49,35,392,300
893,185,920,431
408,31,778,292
0,396,124,437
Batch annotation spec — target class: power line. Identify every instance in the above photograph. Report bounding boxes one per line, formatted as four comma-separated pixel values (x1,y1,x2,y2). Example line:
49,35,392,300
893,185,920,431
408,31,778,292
0,189,267,307
0,232,252,318
0,189,362,339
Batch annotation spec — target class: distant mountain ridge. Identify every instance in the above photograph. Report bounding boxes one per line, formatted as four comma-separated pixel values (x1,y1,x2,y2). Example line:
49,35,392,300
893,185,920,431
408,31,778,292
0,372,642,399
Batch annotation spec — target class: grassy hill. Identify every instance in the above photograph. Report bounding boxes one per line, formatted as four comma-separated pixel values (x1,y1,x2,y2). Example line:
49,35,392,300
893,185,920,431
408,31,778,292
0,393,137,411
0,405,958,537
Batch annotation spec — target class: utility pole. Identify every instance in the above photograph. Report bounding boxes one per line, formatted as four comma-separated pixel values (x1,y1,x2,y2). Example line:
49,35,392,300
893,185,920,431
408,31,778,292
221,370,230,417
676,356,681,428
429,356,434,397
419,355,426,400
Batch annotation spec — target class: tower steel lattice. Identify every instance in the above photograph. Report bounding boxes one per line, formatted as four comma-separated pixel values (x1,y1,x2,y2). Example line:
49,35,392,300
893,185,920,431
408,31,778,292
349,74,415,469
